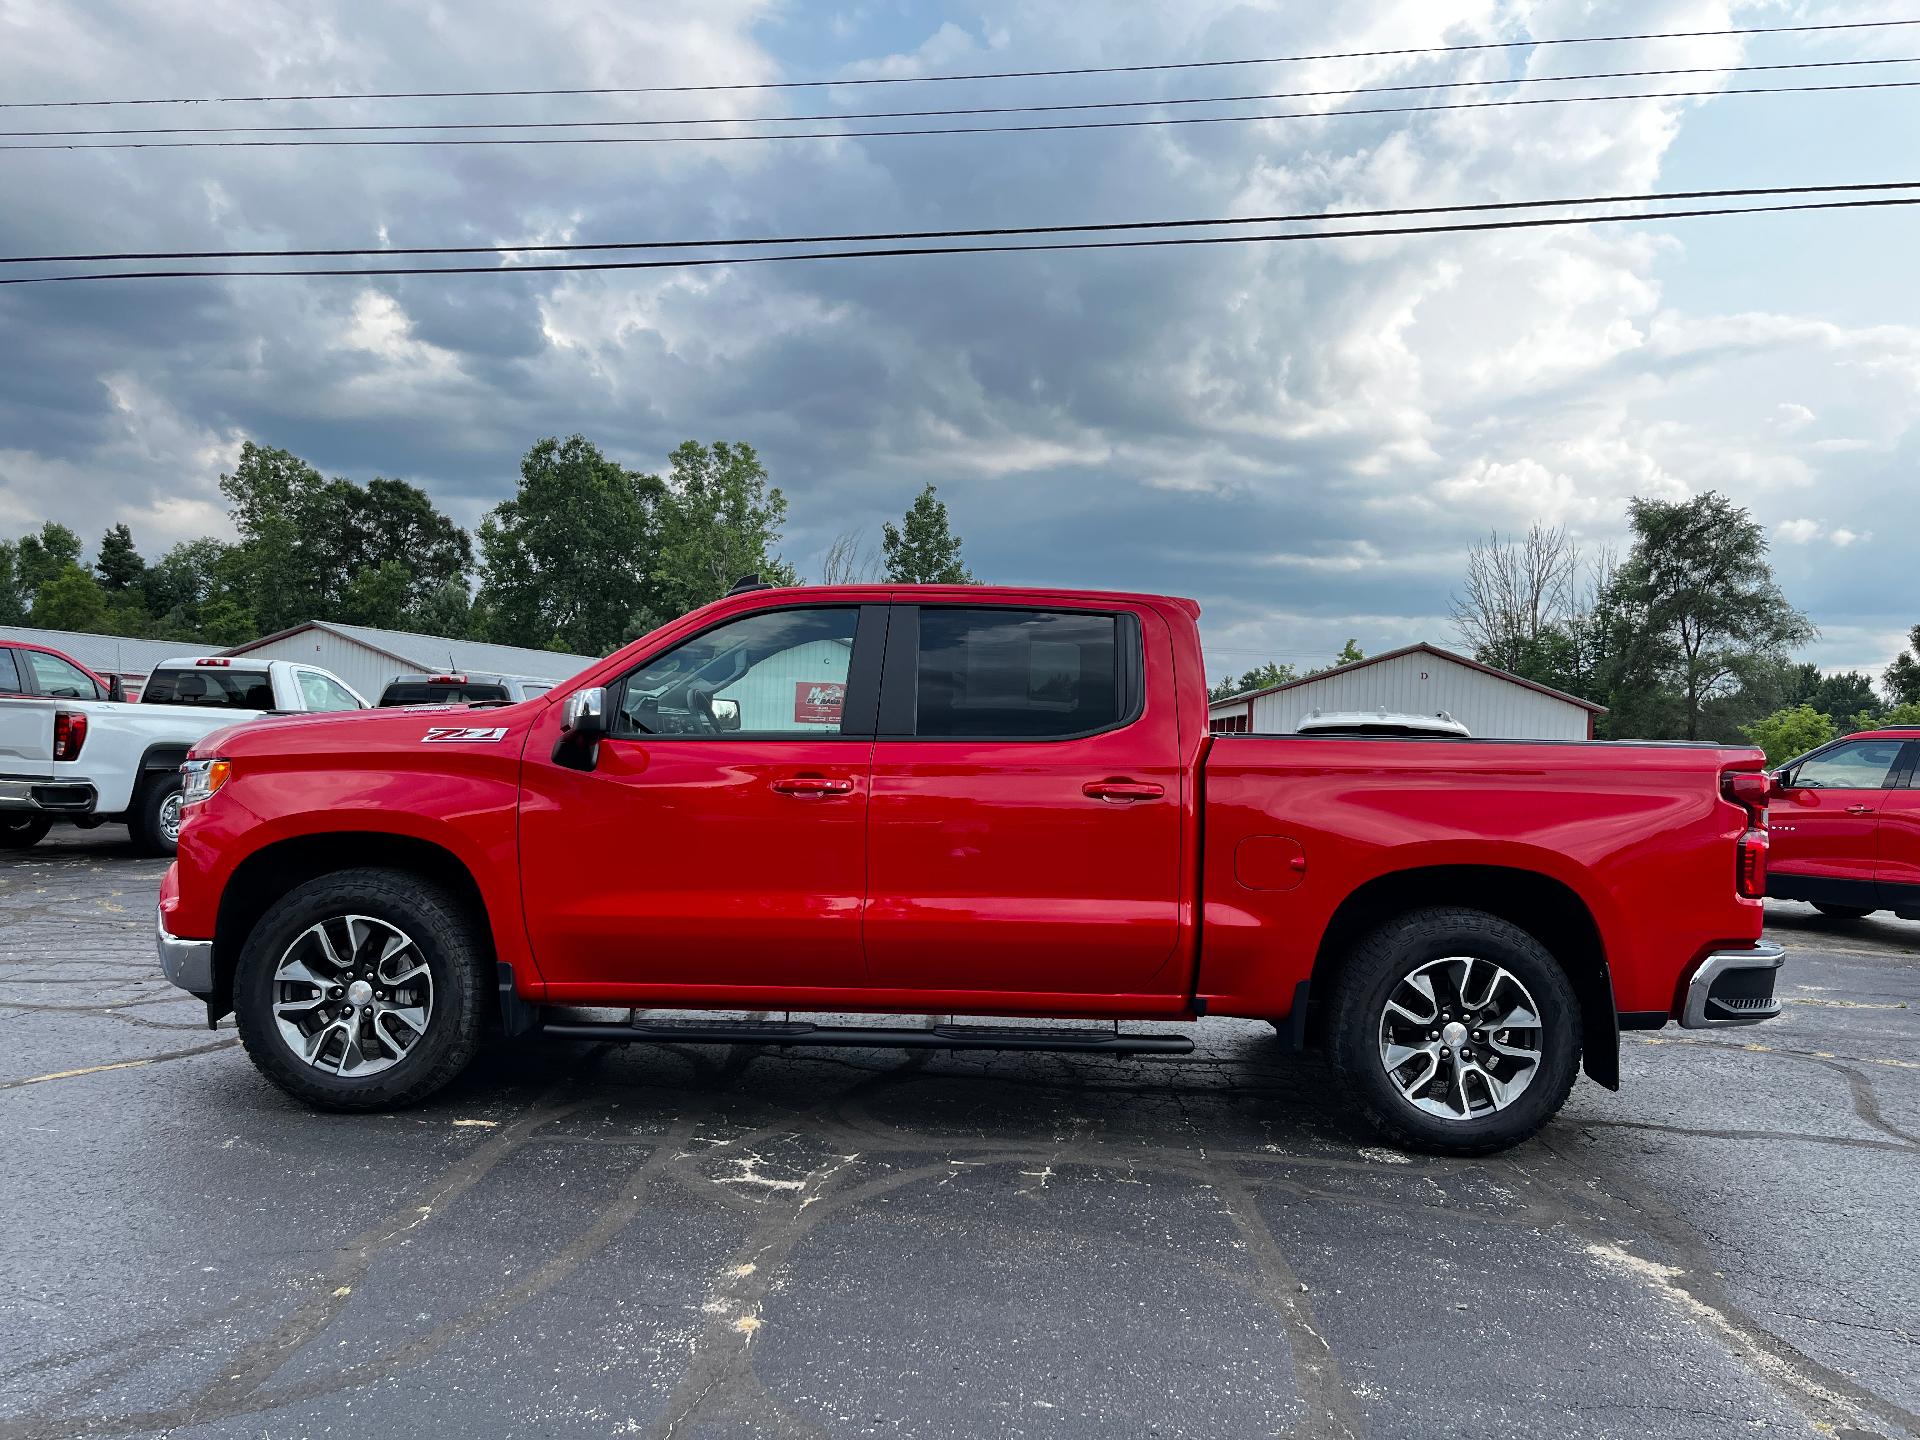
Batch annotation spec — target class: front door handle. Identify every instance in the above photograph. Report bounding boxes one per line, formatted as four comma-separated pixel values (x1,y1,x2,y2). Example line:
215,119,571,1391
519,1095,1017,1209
1845,804,1874,814
771,776,855,797
1083,779,1165,803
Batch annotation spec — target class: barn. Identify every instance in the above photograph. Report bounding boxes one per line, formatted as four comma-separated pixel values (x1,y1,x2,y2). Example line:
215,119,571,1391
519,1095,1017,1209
220,621,597,703
1207,643,1604,740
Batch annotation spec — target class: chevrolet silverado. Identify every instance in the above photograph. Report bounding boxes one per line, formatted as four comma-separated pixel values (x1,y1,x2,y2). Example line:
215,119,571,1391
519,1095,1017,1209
155,584,1785,1154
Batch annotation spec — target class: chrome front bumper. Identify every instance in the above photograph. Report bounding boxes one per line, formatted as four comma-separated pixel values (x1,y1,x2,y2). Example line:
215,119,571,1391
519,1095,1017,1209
1681,942,1786,1028
156,905,214,996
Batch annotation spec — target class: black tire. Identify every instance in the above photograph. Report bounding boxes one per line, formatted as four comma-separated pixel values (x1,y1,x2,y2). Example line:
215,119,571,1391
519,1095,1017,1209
0,813,53,849
128,774,183,857
1326,906,1581,1157
1812,903,1874,920
233,867,490,1111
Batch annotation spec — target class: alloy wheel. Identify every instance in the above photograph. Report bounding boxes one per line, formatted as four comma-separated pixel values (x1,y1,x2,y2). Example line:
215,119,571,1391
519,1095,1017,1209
1378,955,1543,1120
271,915,434,1077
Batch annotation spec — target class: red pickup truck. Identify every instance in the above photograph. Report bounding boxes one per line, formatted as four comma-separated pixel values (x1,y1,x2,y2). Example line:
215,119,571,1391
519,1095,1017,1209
156,584,1784,1154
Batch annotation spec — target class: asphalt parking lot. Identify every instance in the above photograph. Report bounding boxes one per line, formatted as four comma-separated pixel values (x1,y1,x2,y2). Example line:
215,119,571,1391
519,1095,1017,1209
2,829,1915,1440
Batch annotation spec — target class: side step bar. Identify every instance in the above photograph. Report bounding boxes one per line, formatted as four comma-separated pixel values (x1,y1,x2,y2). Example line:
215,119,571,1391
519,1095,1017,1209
541,1017,1194,1056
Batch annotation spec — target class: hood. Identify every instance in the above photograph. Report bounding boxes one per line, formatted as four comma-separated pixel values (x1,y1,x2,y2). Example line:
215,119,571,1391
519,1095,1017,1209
191,698,542,760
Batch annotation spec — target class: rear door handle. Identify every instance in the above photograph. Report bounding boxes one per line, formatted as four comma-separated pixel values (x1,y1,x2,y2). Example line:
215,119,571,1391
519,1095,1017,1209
771,776,855,797
1083,780,1165,803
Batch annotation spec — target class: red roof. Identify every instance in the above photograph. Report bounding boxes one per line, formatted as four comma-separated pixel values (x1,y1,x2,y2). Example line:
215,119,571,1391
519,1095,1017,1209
1208,642,1607,714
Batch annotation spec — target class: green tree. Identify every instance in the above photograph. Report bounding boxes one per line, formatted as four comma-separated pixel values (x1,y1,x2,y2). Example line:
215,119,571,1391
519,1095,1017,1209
882,484,974,584
1741,704,1836,765
1607,492,1814,740
339,559,415,629
1330,639,1365,668
408,579,475,640
143,538,237,636
95,524,146,592
17,522,83,605
1209,661,1297,702
0,541,24,623
344,477,473,613
477,435,664,655
1885,626,1920,706
28,563,110,633
649,441,797,621
1877,701,1920,727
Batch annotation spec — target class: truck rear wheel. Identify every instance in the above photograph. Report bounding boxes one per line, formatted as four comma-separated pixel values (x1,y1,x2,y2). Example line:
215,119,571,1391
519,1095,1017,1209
128,774,184,857
233,868,489,1111
1,814,53,849
1325,906,1581,1156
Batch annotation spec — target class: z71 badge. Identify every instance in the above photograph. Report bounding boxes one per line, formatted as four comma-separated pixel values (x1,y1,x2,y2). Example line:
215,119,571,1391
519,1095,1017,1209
422,725,510,743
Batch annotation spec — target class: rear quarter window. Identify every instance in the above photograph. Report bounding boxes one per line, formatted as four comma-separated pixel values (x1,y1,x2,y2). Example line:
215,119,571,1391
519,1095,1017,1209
380,683,511,706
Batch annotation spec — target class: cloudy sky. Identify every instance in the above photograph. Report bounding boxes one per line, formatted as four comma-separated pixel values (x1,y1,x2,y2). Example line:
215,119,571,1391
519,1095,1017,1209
1,0,1916,682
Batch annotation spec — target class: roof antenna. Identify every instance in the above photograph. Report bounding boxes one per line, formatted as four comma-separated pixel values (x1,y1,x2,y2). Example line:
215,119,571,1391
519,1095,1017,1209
727,574,774,595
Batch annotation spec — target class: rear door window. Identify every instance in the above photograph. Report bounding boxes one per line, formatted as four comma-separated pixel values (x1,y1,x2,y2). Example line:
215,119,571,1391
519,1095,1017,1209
143,666,276,710
911,608,1123,739
297,669,363,711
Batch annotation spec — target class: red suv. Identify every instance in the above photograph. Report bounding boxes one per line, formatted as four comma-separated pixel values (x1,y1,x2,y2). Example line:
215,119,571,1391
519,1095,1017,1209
1767,727,1920,919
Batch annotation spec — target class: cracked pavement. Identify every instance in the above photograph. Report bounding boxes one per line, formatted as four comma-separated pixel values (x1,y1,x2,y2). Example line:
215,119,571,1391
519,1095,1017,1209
2,829,1916,1439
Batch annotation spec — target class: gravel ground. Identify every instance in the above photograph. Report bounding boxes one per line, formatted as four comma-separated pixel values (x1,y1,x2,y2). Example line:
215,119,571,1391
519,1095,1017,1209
2,826,1915,1440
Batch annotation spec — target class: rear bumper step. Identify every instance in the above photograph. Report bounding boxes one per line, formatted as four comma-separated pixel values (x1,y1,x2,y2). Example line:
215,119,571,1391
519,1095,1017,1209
1682,942,1786,1028
541,1017,1194,1056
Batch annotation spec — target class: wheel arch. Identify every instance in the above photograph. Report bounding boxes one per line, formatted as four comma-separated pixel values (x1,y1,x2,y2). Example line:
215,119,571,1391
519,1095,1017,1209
1305,864,1620,1090
209,832,495,1024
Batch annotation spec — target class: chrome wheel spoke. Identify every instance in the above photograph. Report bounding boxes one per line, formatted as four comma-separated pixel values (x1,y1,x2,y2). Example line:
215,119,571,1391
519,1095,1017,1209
273,914,431,1079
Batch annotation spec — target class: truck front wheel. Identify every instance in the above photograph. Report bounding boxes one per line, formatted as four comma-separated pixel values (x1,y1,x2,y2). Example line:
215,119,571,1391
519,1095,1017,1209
233,868,489,1111
1326,906,1581,1156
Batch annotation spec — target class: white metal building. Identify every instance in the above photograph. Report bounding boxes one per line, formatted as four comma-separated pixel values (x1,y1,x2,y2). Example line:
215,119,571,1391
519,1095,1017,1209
222,621,598,703
0,624,216,699
1207,643,1605,740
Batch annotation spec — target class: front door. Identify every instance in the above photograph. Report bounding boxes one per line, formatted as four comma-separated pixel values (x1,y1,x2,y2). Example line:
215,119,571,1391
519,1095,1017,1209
520,603,884,997
1770,736,1907,906
864,602,1188,1004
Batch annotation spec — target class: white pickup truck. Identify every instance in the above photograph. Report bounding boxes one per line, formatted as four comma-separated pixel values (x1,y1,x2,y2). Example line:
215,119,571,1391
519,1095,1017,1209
0,656,366,855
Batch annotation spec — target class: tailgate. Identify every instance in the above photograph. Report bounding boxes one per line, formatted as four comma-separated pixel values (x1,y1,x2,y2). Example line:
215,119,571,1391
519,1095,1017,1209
0,698,55,783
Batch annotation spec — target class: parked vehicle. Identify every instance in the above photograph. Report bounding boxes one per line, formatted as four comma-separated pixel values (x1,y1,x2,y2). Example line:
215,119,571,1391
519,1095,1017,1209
1295,709,1471,738
0,637,123,702
377,673,555,707
1,657,365,854
1766,726,1920,920
142,657,367,714
156,584,1783,1154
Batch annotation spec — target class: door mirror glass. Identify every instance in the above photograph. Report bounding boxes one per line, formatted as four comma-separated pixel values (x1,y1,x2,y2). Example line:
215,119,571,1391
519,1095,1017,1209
563,687,608,737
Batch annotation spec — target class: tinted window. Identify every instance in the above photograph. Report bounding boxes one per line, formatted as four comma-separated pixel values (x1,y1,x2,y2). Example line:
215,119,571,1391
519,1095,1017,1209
23,650,102,700
614,607,858,737
1793,740,1903,790
915,608,1119,738
0,647,22,695
143,666,276,710
297,670,362,711
380,682,512,706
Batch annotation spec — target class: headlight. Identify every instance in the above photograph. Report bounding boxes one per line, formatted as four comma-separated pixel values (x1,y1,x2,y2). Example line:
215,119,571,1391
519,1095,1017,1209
180,757,232,805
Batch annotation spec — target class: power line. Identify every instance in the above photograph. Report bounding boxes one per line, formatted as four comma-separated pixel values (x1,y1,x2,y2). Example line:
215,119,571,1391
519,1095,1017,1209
5,193,1915,286
8,78,1918,151
4,180,1912,266
4,17,1914,108
8,54,1914,140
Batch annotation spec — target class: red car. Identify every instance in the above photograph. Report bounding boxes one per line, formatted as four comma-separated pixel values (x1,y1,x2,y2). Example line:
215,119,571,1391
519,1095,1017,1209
0,638,119,702
154,583,1782,1154
1766,727,1920,920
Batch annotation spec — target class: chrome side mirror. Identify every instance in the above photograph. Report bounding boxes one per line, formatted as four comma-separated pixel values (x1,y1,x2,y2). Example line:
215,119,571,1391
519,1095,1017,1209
710,698,741,731
562,686,608,738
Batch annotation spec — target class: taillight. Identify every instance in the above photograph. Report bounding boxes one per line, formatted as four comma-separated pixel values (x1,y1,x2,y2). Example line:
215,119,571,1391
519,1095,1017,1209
53,710,88,762
1722,768,1769,899
1737,827,1768,898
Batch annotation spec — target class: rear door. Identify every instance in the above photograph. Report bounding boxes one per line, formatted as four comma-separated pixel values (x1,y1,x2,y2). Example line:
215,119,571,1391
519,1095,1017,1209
0,650,54,784
1770,737,1906,905
1874,741,1920,912
863,601,1187,1001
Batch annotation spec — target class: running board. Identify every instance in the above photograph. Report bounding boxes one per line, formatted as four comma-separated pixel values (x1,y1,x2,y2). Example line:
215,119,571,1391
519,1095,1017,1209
541,1017,1194,1056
